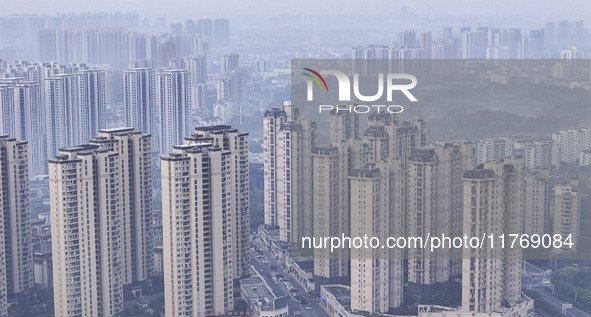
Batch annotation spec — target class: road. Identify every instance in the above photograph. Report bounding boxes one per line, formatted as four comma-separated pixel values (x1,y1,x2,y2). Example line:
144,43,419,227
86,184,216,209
522,261,591,317
251,235,329,317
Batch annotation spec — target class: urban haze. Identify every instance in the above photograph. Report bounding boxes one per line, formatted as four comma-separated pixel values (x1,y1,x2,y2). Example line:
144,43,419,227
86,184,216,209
0,1,590,317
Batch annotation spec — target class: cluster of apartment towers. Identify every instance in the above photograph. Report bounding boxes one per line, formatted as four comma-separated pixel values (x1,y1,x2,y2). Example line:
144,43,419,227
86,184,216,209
0,124,249,317
263,104,579,315
0,103,578,317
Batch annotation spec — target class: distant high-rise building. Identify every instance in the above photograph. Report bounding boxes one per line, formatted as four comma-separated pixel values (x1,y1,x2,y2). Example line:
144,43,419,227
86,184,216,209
420,32,432,58
196,19,213,43
156,68,190,154
557,20,571,45
461,157,523,313
213,99,233,124
442,27,453,41
96,28,127,67
0,80,46,176
161,125,249,315
186,56,207,110
213,19,230,48
124,61,156,137
0,135,32,299
461,28,487,59
216,68,244,121
551,178,579,253
186,55,207,85
169,23,183,36
127,33,157,62
221,53,239,73
158,41,176,68
552,127,591,164
523,169,551,236
530,29,545,56
35,29,57,62
184,19,197,35
49,144,124,317
398,30,417,48
329,108,360,143
573,20,585,44
45,67,106,159
545,22,555,44
524,140,553,169
476,136,515,165
89,128,154,285
191,83,207,111
263,104,317,243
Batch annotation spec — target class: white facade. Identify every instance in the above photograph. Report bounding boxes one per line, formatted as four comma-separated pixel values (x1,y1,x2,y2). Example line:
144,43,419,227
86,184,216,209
524,140,553,169
475,137,515,165
0,81,46,176
162,143,234,316
45,68,106,159
553,127,591,164
89,128,154,285
49,145,124,317
263,104,317,243
407,143,473,289
213,99,233,124
579,150,591,167
162,125,249,316
186,126,250,279
461,157,523,313
156,69,190,154
124,64,155,136
552,179,580,253
0,136,33,317
523,170,551,236
349,163,403,313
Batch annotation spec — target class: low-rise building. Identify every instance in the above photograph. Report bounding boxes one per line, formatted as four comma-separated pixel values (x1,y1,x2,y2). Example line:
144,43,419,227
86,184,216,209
33,251,52,288
153,244,163,277
240,277,289,317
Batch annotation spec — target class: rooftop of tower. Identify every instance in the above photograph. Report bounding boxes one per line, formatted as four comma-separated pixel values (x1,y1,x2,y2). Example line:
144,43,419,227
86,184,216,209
408,148,437,162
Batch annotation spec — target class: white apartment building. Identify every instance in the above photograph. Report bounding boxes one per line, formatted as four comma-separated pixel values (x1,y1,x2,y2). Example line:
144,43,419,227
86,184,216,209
161,143,234,316
49,144,124,317
407,142,473,295
552,179,579,253
124,62,156,137
162,125,249,316
461,157,523,314
89,128,154,285
156,68,190,154
45,68,107,159
263,104,316,244
0,136,33,317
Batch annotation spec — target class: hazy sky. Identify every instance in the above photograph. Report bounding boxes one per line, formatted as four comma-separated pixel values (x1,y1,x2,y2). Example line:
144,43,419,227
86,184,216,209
4,0,591,24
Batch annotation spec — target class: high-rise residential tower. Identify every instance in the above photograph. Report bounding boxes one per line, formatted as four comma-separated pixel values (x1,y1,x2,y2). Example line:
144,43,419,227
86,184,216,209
263,104,317,243
406,142,473,299
162,125,249,316
0,80,46,176
124,61,156,137
156,68,190,154
89,128,154,285
49,144,124,317
185,126,250,279
461,157,523,313
0,136,32,305
45,67,106,159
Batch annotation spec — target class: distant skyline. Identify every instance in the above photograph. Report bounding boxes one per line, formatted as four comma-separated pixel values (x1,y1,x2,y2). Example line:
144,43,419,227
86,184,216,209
3,0,591,25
